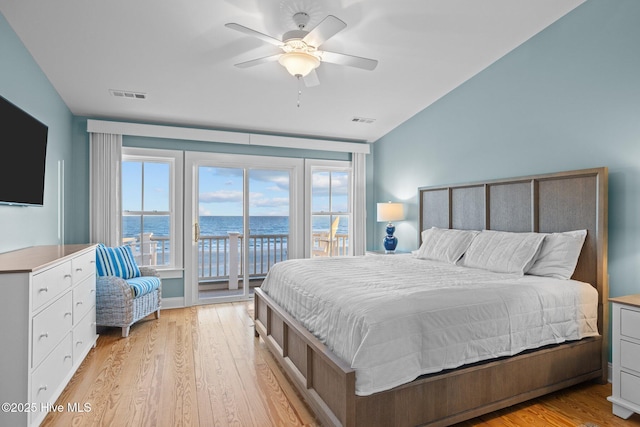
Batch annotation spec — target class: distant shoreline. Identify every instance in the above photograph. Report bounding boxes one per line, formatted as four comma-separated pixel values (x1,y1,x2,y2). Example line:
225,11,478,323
122,215,348,238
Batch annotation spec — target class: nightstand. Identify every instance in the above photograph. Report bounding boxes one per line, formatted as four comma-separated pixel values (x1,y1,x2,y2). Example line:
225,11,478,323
608,294,640,419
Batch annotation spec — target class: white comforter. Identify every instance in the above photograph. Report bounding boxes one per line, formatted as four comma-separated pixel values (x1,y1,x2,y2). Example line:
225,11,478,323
260,254,599,396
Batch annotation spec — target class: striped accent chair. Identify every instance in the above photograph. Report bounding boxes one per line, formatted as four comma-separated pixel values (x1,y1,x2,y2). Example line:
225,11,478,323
95,243,162,337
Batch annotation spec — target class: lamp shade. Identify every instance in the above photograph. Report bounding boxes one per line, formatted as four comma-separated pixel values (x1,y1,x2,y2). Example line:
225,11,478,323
278,52,320,77
377,202,405,222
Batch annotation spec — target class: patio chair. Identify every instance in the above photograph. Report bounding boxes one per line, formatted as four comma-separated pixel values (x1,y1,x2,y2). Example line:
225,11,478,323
95,243,161,337
312,217,340,257
133,232,158,266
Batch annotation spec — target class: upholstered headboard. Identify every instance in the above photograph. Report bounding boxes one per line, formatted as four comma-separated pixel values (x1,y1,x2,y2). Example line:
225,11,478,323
418,167,609,354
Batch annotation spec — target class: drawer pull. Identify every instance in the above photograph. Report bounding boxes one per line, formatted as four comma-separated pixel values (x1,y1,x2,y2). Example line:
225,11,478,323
64,274,72,279
39,333,49,339
76,301,83,306
64,312,72,317
39,287,48,293
64,354,72,360
38,385,48,393
76,268,83,272
76,340,83,346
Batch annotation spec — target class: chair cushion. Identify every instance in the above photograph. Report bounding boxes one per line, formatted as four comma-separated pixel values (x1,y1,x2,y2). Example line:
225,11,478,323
126,276,161,298
96,243,141,279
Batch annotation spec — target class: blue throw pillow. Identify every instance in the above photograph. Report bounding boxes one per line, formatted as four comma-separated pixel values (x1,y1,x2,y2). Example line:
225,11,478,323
95,243,141,279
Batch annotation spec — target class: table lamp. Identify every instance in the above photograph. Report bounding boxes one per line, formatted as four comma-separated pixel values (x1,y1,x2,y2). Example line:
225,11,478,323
377,202,405,253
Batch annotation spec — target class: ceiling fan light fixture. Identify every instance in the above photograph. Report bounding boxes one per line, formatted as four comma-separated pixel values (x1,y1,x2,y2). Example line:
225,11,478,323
278,52,320,77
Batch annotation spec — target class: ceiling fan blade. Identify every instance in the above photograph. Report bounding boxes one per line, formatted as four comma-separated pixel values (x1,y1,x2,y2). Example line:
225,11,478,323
302,15,346,48
225,23,283,47
320,51,378,71
234,54,281,69
303,69,320,87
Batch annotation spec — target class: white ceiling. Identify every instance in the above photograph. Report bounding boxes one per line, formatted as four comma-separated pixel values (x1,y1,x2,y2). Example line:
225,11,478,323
1,0,583,143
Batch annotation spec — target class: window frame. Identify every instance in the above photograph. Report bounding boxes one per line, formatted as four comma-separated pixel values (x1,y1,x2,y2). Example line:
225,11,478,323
121,147,184,273
305,159,353,258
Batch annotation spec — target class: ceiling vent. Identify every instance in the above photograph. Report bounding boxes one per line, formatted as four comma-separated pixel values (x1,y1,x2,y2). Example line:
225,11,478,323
109,89,146,99
351,116,376,124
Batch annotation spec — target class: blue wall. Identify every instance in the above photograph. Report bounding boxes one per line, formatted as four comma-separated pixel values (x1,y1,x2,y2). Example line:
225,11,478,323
0,13,78,253
371,0,640,299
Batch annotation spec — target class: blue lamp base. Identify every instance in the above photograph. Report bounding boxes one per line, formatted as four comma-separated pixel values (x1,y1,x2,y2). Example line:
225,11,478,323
383,223,398,253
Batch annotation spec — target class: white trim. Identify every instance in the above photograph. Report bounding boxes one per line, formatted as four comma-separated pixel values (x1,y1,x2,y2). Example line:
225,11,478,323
121,147,184,270
250,133,369,154
155,269,183,280
304,159,353,258
87,119,370,154
161,297,186,310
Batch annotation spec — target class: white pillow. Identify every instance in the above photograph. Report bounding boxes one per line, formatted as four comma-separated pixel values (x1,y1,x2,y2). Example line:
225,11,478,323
460,230,545,275
416,227,479,264
526,230,587,279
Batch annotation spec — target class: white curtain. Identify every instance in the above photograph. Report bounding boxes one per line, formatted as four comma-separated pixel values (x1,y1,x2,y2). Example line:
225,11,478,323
352,152,367,256
90,133,122,246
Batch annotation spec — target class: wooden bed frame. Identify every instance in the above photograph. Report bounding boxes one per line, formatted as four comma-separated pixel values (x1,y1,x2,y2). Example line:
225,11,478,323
254,167,609,427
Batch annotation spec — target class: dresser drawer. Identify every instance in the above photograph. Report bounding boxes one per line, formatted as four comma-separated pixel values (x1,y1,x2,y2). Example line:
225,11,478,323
73,275,95,324
621,371,640,407
32,292,73,368
621,339,640,374
32,261,72,311
73,309,96,362
621,308,640,341
31,333,73,406
72,249,96,284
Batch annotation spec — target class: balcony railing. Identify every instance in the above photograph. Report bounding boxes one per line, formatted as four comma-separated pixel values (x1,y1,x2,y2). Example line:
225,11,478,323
198,233,288,283
130,232,348,288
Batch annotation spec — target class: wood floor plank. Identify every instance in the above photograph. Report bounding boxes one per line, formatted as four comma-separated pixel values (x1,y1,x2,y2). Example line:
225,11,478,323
117,317,163,427
42,302,640,427
216,306,274,426
202,304,246,425
190,307,224,427
214,304,270,427
133,315,164,427
158,311,199,426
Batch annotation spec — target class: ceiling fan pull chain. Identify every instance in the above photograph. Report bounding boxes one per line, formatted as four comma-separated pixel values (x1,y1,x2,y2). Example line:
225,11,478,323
297,75,302,108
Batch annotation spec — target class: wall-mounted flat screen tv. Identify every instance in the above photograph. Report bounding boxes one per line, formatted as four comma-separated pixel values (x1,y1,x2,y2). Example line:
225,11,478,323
0,95,48,206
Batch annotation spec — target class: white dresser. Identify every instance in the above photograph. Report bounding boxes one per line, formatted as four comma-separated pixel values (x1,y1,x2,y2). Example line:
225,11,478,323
0,244,98,427
608,294,640,419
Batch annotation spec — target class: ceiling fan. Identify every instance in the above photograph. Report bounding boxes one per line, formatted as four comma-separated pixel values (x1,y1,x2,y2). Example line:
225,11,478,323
225,12,378,87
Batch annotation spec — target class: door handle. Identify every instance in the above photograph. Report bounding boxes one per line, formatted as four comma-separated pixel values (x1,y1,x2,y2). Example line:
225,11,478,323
194,222,200,242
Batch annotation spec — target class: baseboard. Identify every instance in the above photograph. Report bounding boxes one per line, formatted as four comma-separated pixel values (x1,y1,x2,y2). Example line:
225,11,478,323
161,297,185,309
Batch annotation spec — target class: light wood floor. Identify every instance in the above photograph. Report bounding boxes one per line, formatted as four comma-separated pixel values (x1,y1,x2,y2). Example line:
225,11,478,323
42,302,640,427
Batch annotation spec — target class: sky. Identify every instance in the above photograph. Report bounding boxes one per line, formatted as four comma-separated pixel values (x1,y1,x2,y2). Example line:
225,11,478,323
122,161,349,217
198,167,290,216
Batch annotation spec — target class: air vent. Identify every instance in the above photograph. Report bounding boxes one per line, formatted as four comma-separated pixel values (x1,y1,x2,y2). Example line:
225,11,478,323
109,89,147,100
351,116,376,124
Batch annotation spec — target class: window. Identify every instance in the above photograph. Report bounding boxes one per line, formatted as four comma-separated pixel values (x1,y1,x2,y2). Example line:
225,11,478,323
306,160,352,257
121,148,183,269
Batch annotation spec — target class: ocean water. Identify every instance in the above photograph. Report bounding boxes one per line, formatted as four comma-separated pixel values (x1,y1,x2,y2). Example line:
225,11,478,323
123,215,349,273
123,215,349,238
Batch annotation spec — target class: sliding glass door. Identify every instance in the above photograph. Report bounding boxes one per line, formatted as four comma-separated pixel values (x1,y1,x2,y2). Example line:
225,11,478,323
185,152,302,305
